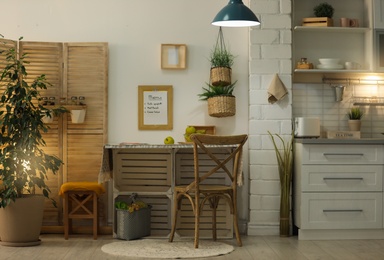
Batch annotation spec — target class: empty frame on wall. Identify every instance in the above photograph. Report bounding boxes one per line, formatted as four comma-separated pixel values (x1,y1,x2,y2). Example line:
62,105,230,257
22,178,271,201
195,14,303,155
161,44,187,69
138,85,173,130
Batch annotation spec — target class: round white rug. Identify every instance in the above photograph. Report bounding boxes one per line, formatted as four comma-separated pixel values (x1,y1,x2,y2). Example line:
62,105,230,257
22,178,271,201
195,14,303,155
101,239,234,259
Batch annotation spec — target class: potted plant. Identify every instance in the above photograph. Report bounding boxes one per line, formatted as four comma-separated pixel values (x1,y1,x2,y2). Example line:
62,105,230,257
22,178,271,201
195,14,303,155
303,2,334,27
347,107,364,131
209,27,235,86
313,2,334,18
198,81,237,117
0,37,67,246
268,131,293,237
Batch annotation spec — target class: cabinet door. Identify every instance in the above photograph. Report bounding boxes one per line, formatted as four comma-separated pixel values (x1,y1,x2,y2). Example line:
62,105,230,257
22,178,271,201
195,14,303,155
374,0,384,28
300,193,383,229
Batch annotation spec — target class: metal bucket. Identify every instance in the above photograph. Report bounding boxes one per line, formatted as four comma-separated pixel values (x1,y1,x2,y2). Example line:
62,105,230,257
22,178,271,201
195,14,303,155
333,85,345,102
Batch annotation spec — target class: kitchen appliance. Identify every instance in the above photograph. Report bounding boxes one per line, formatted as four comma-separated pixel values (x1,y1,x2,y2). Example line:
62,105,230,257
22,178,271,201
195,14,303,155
294,117,320,138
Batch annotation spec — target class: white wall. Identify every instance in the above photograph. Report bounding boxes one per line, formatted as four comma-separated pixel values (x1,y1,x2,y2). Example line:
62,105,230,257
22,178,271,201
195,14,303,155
0,0,252,230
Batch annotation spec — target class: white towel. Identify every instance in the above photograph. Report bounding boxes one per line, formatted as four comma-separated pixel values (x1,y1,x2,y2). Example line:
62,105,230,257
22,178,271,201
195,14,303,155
267,74,288,104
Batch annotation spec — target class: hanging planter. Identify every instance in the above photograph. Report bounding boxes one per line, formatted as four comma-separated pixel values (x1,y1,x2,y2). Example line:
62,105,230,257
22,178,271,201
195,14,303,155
71,108,86,123
209,27,234,86
198,81,237,118
208,95,236,117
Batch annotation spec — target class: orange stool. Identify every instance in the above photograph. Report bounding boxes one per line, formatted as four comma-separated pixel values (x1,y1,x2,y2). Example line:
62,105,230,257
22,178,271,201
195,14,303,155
59,182,105,240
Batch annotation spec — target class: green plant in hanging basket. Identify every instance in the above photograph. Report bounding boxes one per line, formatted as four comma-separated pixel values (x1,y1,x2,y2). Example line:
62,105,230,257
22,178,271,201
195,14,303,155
198,81,237,100
313,2,334,18
209,27,235,69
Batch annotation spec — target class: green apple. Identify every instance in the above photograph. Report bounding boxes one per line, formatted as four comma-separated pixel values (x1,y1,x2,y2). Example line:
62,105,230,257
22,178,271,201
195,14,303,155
164,136,174,144
185,126,196,135
184,134,192,142
196,129,206,134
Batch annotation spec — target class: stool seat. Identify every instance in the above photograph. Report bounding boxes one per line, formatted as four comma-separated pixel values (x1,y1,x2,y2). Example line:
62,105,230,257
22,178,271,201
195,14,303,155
60,182,105,240
59,182,106,197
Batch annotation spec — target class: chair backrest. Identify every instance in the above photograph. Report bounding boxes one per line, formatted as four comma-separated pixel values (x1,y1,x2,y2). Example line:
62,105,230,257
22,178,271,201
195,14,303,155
188,134,248,190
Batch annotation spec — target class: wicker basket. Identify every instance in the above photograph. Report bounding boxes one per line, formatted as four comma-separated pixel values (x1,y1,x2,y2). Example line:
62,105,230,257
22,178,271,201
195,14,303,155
208,96,236,118
210,67,231,86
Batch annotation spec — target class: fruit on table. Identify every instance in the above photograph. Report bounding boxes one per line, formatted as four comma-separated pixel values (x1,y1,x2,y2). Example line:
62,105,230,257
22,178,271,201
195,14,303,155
185,126,196,135
164,136,175,144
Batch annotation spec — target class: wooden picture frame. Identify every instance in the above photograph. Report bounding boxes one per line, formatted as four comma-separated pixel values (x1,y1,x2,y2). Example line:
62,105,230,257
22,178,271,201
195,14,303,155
161,44,187,69
138,85,173,130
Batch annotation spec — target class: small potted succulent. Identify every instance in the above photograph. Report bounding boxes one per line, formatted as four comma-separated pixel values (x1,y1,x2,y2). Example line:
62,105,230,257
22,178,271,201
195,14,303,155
198,81,237,118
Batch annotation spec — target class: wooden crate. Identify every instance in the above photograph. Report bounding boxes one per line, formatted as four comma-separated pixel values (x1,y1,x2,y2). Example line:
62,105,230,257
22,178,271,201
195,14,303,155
302,17,333,27
113,149,172,192
190,125,216,135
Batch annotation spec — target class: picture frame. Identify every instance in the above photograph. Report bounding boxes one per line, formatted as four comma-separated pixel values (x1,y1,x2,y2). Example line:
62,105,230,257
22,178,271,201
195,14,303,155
138,85,173,130
161,44,187,69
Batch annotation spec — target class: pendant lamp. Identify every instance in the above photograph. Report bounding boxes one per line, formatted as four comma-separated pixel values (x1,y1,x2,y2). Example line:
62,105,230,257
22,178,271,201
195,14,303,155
212,0,260,27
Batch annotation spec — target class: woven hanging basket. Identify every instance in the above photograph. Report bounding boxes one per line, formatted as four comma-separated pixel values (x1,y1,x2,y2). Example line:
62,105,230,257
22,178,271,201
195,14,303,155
210,67,231,86
207,96,236,118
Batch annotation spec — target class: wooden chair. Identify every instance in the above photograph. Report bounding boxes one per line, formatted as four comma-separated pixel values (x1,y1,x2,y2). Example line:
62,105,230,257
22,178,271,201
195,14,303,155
169,134,248,248
59,182,105,240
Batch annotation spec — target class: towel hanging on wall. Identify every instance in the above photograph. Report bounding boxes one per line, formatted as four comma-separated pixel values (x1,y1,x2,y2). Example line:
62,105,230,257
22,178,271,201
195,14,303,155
267,74,288,104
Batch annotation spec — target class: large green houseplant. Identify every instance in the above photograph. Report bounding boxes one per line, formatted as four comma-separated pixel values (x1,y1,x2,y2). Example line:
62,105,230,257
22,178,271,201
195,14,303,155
0,37,67,246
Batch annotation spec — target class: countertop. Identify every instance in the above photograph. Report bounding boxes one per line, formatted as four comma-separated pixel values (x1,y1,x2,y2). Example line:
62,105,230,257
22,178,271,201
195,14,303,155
295,138,384,144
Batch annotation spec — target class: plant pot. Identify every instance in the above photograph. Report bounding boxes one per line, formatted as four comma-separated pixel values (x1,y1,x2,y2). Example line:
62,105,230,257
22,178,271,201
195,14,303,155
207,96,236,118
348,120,361,131
210,67,231,86
0,195,45,247
71,109,86,123
42,114,54,124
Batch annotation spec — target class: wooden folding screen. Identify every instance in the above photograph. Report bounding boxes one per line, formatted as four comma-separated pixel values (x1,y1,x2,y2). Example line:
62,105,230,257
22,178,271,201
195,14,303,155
17,41,109,226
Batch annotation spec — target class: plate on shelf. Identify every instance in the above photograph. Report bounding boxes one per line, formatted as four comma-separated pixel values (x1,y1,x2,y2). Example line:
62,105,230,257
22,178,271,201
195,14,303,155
316,64,344,70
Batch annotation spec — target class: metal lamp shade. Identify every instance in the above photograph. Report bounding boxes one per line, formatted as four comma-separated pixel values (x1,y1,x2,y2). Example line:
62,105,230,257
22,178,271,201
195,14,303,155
212,0,260,27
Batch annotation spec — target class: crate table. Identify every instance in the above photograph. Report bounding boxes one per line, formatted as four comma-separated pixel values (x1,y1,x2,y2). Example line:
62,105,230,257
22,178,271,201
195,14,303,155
103,143,238,239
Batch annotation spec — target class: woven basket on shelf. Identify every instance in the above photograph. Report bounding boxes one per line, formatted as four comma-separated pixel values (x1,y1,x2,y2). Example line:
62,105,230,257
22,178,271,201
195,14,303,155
207,96,236,118
210,67,231,86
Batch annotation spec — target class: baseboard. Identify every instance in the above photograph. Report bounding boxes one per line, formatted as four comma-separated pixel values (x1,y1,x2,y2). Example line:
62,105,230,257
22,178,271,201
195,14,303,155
247,224,280,236
41,225,113,235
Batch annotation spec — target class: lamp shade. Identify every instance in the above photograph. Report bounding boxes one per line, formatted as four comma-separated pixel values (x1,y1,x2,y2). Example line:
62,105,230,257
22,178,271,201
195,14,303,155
212,0,260,27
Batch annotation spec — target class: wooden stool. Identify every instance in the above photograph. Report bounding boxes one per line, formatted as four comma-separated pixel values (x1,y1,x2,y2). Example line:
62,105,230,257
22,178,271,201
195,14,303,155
59,182,105,240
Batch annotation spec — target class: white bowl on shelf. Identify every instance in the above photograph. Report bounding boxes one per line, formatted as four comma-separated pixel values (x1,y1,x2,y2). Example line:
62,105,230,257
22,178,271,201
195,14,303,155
319,58,340,65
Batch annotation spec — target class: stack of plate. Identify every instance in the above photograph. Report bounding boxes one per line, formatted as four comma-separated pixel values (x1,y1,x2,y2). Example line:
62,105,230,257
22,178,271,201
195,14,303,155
317,58,344,70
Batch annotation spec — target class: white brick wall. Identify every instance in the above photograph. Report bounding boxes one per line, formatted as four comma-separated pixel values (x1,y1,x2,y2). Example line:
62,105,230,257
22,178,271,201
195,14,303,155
248,0,292,236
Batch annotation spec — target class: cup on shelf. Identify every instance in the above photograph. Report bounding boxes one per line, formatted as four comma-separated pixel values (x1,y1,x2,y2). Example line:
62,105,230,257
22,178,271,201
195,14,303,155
340,17,350,27
349,18,359,27
345,61,360,70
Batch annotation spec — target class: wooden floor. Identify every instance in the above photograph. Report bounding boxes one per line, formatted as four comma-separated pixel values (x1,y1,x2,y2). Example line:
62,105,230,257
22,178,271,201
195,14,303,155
1,234,384,260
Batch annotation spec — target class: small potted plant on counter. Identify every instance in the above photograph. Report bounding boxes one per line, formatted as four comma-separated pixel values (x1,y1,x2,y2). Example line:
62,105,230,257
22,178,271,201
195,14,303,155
347,107,364,131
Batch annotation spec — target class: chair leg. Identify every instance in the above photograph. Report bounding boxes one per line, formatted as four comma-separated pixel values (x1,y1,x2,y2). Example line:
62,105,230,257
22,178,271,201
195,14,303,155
212,206,217,241
169,192,179,242
194,194,200,249
233,201,242,247
93,192,98,240
64,193,69,240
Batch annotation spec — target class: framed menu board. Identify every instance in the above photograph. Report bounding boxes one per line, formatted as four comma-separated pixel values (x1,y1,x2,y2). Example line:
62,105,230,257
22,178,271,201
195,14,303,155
138,85,173,130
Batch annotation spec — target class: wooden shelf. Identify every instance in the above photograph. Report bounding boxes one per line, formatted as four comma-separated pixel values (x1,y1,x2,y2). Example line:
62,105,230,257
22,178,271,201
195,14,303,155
44,104,87,110
294,26,370,33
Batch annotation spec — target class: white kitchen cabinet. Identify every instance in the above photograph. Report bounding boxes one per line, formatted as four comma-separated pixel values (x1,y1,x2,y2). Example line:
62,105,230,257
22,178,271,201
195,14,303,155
293,0,374,75
374,0,384,28
294,142,384,240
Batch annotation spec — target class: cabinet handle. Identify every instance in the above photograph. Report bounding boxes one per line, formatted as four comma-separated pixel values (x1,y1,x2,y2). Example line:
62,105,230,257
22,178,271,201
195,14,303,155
323,209,363,213
323,177,363,181
323,153,364,156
